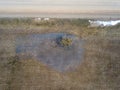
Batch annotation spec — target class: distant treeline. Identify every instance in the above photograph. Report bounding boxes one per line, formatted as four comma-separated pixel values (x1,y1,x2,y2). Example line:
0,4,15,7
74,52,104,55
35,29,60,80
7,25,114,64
0,18,90,27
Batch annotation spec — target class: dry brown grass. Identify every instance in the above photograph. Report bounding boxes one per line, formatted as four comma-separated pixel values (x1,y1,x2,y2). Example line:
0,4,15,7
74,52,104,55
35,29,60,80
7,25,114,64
66,35,120,90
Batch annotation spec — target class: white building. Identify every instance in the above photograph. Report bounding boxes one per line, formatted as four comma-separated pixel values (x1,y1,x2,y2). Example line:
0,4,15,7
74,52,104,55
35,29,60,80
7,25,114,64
44,18,50,21
89,20,120,27
34,18,42,22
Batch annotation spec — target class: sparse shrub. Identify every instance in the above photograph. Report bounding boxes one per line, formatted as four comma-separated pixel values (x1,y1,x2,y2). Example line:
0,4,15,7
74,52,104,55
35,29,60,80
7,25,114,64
56,36,72,47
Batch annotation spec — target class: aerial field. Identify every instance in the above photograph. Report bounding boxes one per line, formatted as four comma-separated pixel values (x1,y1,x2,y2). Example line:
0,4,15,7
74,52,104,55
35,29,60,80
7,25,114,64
0,18,120,90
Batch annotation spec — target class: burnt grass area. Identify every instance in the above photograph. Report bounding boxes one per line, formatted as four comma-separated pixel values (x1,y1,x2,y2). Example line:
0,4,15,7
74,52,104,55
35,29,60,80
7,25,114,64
15,33,84,72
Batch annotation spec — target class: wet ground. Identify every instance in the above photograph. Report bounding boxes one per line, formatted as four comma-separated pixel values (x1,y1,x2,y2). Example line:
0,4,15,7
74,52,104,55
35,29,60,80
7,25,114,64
16,33,84,72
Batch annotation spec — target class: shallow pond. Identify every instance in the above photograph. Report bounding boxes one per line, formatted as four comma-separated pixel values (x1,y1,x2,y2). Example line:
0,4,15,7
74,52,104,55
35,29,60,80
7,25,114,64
16,33,84,72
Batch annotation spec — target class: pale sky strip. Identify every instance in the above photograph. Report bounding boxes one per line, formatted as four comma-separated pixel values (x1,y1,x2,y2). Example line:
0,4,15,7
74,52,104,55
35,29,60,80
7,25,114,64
0,0,119,13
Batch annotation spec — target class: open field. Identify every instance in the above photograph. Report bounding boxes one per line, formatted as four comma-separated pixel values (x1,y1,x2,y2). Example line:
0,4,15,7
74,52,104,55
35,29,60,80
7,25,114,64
0,18,120,90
